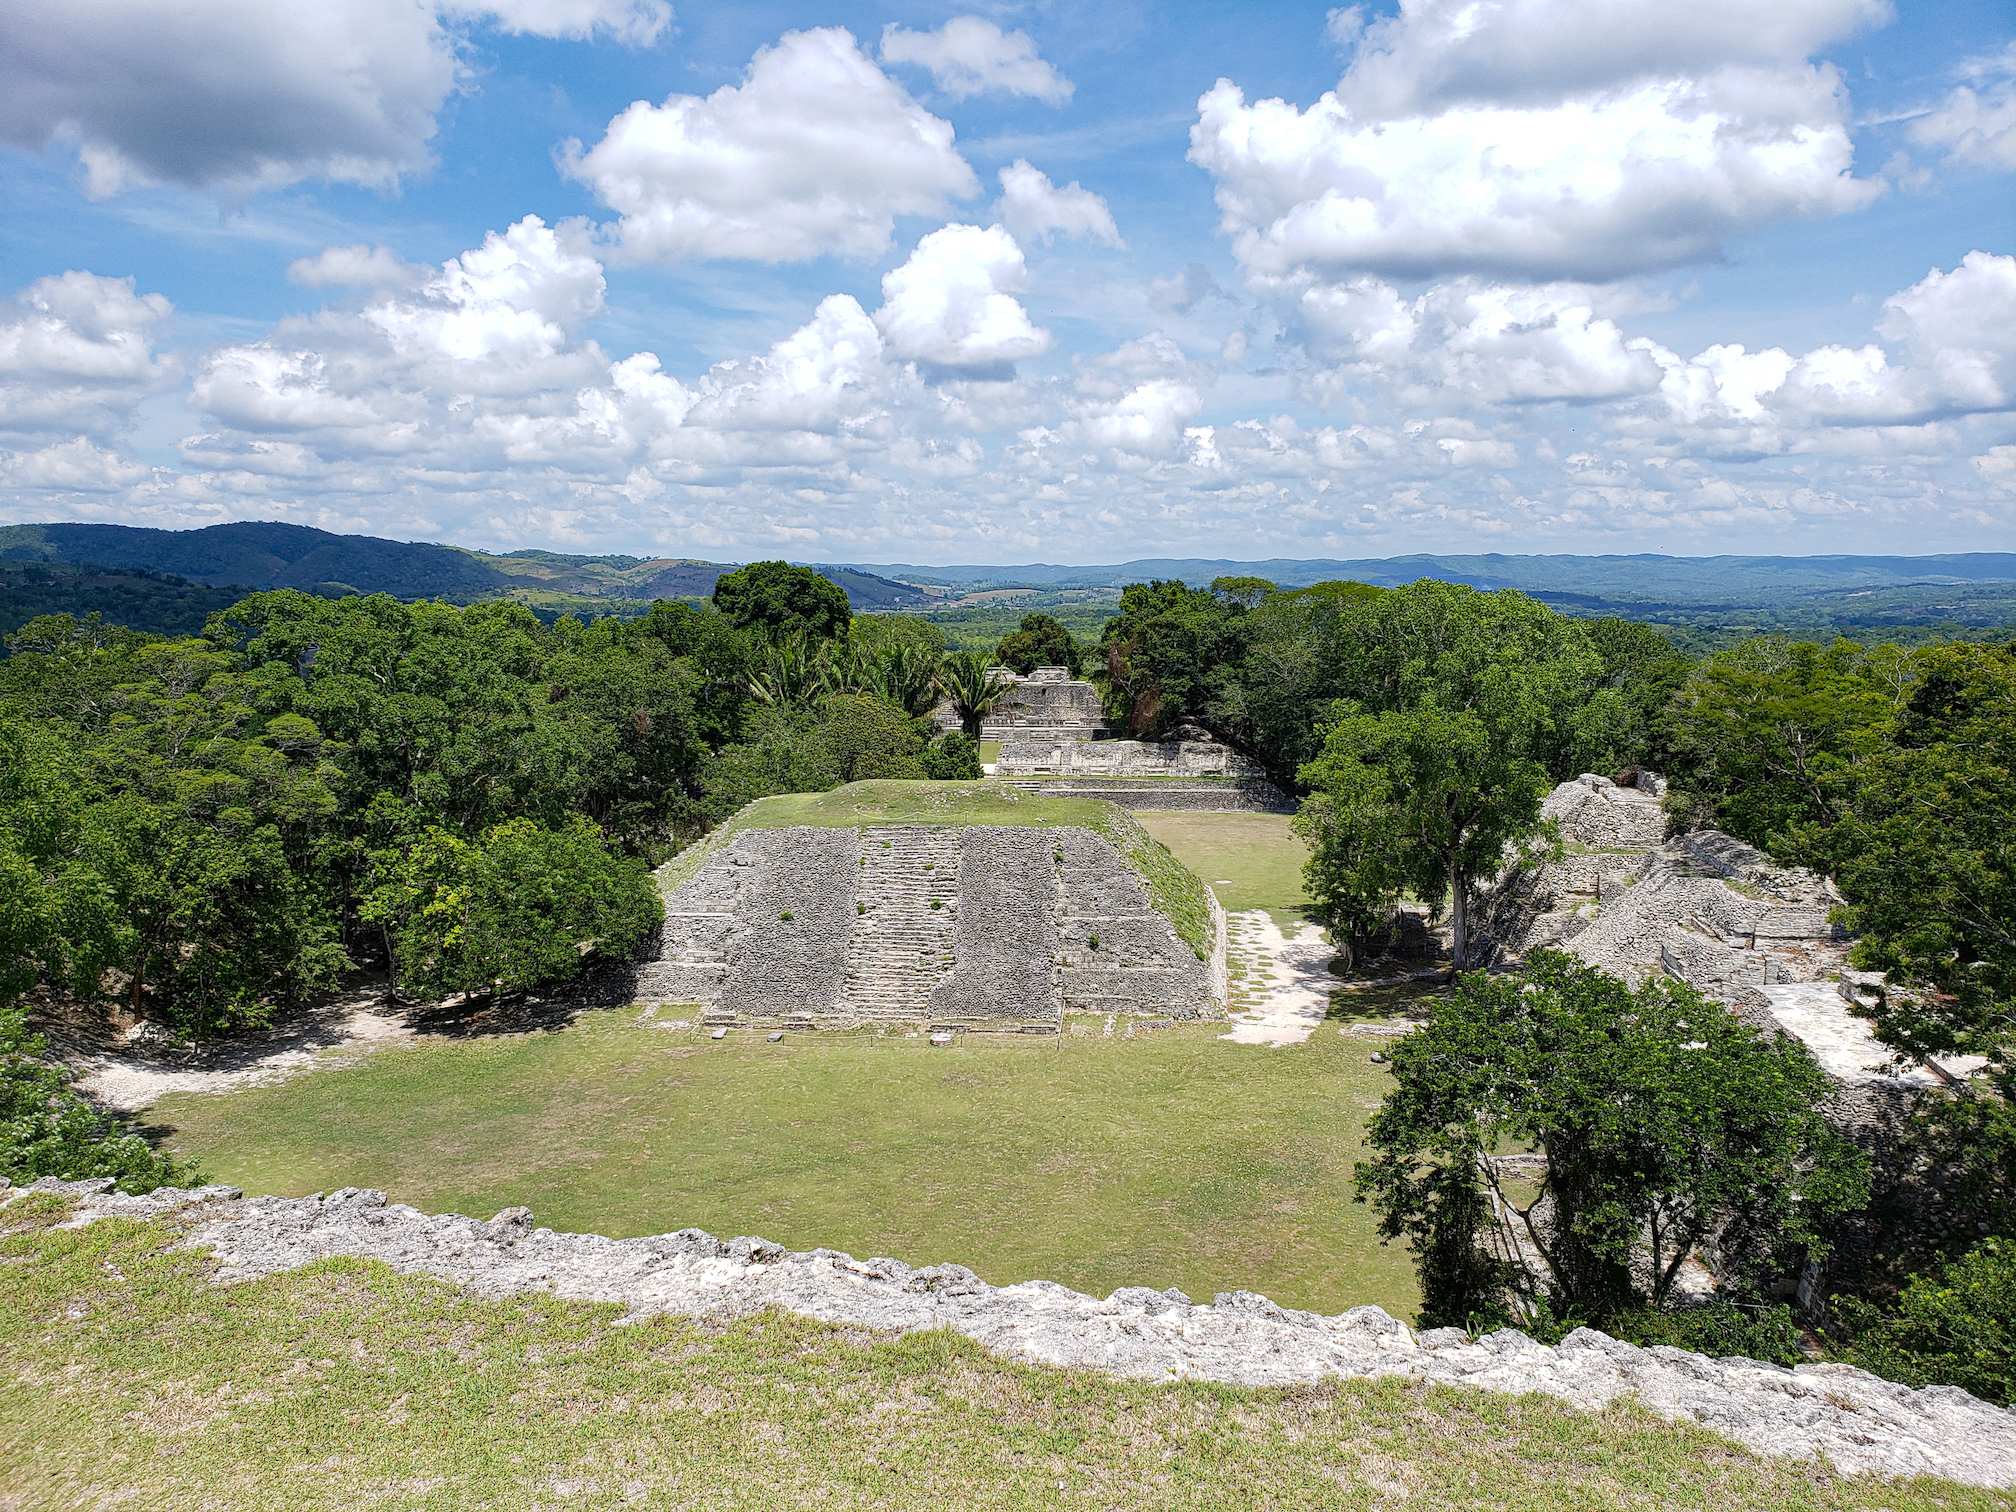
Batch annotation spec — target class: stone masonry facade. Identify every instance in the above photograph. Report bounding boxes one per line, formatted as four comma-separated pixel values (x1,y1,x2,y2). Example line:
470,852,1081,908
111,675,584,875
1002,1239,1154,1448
930,666,1113,740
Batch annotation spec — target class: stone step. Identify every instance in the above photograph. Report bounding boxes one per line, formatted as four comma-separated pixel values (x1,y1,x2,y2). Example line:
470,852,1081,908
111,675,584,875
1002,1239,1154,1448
844,825,962,1020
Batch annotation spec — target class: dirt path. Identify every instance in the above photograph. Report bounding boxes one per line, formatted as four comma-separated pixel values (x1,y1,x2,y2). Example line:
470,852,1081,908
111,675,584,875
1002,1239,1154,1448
1219,910,1335,1047
74,994,416,1114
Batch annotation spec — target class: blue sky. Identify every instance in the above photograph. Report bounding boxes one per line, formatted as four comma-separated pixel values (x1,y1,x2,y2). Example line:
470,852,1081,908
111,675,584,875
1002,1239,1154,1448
1,0,2011,563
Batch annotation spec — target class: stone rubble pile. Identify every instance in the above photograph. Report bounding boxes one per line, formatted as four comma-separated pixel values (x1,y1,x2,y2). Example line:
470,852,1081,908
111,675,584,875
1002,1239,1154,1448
21,1179,2015,1488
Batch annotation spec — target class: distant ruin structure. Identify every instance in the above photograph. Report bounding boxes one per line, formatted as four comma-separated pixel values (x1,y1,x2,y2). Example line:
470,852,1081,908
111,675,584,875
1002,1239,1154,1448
994,738,1293,813
931,666,1112,740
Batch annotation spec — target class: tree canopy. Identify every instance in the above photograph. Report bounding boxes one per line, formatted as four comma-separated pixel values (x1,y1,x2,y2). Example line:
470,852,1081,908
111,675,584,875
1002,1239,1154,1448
995,613,1081,675
710,561,851,644
1294,581,1623,965
1358,952,1868,1329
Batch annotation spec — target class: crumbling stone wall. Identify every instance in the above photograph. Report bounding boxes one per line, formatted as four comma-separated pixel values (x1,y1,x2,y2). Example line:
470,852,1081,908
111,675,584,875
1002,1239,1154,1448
1476,774,1851,1008
931,666,1112,739
929,826,1060,1022
26,1179,2015,1488
1057,827,1215,1016
995,739,1266,780
714,827,860,1020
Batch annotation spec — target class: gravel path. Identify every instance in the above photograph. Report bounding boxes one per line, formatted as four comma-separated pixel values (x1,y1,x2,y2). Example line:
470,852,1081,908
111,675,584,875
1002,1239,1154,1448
1219,910,1334,1046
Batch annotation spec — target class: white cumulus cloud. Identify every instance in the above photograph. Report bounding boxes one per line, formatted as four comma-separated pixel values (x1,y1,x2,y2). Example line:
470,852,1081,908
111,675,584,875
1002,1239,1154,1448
0,0,456,198
2,436,159,492
564,27,978,264
872,224,1053,375
880,17,1072,105
1908,42,2016,171
439,0,672,45
0,271,177,438
992,161,1123,248
1639,252,2016,444
1331,0,1888,117
0,0,669,201
1190,0,1886,282
1308,280,1669,404
287,245,431,289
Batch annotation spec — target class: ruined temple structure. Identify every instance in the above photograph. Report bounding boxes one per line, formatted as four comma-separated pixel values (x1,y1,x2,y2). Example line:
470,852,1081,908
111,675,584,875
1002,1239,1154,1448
930,666,1113,740
638,818,1225,1031
1475,772,1986,1127
994,736,1293,813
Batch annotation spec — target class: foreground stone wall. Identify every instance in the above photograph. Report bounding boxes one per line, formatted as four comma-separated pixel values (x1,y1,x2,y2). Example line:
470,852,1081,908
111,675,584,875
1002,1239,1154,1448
28,1179,2015,1489
644,820,1222,1027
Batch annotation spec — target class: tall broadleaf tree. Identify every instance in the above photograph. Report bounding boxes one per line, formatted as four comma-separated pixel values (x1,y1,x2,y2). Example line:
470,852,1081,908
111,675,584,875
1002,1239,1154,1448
1296,582,1623,966
1358,952,1868,1328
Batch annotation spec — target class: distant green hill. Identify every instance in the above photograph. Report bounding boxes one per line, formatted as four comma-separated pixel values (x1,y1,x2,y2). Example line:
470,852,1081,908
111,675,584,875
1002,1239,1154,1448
0,562,246,642
6,521,2010,651
869,551,2016,651
0,522,931,639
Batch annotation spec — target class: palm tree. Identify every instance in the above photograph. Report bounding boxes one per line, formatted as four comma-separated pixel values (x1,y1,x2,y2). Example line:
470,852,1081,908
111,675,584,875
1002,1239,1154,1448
815,636,875,698
873,641,945,717
936,651,1017,740
746,632,821,706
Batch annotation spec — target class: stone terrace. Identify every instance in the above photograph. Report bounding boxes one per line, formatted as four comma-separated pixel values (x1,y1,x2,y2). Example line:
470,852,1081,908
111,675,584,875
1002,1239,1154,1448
644,821,1222,1031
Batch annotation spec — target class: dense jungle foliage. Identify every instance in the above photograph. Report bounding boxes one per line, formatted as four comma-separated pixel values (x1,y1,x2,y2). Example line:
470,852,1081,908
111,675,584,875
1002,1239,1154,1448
1,561,2010,1399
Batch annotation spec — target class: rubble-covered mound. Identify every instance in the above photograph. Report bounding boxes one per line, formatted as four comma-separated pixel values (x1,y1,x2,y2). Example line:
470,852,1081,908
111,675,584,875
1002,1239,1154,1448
24,1178,2016,1488
1477,775,1988,1127
1477,773,1850,1003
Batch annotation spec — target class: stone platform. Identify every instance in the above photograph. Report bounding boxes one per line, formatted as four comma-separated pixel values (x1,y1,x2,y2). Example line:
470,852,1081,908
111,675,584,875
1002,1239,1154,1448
639,818,1224,1028
998,776,1292,813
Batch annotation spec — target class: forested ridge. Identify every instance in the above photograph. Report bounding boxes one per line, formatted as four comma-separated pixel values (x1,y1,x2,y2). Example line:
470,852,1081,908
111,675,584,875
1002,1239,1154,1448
2,563,2011,1401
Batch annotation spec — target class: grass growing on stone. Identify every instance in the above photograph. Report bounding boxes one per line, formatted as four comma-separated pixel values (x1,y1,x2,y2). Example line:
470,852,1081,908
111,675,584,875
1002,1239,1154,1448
711,781,1216,958
147,1010,1414,1319
1135,812,1315,928
3,1200,2004,1512
1088,808,1216,959
726,780,1112,832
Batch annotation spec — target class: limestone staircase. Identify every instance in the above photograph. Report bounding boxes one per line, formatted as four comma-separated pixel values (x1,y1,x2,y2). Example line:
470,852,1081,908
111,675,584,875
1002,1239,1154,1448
638,841,741,1006
843,826,960,1021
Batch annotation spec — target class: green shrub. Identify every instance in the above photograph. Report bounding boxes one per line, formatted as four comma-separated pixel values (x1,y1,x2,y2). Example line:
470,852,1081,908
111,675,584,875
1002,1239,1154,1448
1837,1240,2016,1405
0,1005,189,1192
820,694,927,782
1609,1302,1804,1365
920,731,982,780
364,817,662,1000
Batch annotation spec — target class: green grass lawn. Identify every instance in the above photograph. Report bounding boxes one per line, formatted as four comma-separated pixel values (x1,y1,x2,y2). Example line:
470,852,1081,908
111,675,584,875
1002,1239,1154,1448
1135,812,1315,927
146,1011,1414,1319
3,1197,1999,1512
